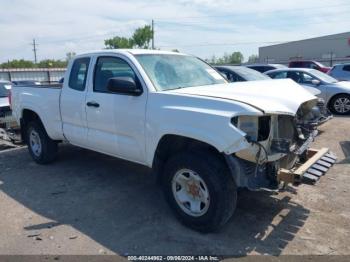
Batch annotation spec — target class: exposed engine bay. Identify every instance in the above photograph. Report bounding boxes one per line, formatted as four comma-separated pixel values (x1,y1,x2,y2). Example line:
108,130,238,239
228,99,333,191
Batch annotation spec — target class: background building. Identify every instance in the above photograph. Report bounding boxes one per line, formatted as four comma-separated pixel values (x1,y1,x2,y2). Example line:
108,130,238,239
259,32,350,66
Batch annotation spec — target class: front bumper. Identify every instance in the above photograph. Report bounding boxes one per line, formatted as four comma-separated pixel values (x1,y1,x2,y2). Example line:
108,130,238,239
278,148,337,185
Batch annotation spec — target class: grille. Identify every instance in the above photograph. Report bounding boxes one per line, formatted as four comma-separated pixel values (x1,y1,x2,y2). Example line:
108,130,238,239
0,106,11,118
0,106,11,113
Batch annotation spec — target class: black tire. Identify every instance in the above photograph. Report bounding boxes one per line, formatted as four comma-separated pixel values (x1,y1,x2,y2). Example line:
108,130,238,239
26,121,58,164
162,150,237,232
329,94,350,115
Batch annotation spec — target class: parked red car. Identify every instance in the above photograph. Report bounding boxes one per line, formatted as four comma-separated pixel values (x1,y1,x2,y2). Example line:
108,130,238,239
289,60,331,73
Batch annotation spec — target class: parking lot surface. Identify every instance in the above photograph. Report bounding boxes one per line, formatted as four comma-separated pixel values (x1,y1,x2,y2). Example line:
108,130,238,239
0,117,349,256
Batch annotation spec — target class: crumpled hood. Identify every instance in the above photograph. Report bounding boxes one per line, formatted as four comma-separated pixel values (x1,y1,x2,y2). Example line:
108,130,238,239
168,79,317,115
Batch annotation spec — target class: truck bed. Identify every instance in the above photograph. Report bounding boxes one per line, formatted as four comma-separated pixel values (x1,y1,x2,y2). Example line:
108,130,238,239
11,85,64,140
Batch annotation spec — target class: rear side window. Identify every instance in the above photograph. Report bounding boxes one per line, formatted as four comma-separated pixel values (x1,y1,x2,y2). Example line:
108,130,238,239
271,71,287,79
309,63,318,69
249,66,265,73
94,56,137,93
343,65,350,72
264,66,274,72
218,69,243,82
290,62,302,68
69,57,90,91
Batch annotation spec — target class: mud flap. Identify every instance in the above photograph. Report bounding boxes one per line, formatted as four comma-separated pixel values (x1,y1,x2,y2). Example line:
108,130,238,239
278,148,337,185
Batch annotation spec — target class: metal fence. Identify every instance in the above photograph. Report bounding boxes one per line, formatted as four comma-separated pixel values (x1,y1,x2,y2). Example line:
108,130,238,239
0,68,66,83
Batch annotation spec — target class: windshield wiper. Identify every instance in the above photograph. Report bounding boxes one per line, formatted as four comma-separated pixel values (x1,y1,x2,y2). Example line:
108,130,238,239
171,86,184,90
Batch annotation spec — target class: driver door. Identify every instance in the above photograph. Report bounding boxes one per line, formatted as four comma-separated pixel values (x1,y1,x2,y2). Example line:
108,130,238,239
85,55,147,163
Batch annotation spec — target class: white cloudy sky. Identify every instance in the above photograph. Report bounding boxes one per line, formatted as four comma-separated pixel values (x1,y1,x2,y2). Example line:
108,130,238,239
1,0,350,63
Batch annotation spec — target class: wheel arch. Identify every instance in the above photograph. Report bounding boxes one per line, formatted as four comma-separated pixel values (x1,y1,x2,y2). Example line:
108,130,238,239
327,92,350,107
327,92,350,114
152,134,226,182
20,109,45,143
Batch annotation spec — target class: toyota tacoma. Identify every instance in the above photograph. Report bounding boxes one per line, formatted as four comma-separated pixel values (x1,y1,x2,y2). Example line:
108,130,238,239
11,50,336,232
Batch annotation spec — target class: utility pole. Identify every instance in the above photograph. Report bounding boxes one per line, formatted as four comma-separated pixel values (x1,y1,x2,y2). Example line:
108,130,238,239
330,51,334,67
31,39,38,63
151,19,155,49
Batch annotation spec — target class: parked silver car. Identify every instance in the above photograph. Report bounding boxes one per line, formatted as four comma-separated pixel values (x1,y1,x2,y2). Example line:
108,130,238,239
328,63,350,81
265,68,350,115
216,66,330,125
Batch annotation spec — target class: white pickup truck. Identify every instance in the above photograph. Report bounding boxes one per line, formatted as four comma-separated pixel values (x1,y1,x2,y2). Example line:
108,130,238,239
11,49,336,232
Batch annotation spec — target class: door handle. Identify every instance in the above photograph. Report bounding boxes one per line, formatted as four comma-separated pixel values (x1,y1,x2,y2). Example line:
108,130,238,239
86,101,100,108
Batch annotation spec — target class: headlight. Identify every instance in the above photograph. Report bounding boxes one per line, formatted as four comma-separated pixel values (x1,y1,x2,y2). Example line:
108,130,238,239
311,106,321,118
232,115,271,142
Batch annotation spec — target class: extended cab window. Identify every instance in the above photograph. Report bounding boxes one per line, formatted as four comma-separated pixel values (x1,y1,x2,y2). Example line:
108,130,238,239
94,57,137,92
69,57,90,91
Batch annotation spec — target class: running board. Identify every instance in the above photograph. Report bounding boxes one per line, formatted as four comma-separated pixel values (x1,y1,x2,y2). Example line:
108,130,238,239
277,148,337,185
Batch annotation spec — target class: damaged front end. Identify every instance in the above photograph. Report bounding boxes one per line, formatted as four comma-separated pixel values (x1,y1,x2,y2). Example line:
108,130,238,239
297,98,333,127
226,100,336,191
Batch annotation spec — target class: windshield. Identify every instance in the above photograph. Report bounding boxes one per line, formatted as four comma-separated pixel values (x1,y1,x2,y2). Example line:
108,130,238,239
310,69,338,83
0,82,11,97
234,67,270,81
135,54,226,91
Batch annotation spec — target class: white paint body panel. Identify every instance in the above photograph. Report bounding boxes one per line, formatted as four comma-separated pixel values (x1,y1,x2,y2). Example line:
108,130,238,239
11,86,65,140
11,49,318,168
0,97,9,108
169,79,317,115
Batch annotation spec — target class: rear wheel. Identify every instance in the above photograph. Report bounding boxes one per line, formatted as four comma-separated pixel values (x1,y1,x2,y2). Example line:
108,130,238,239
329,94,350,115
26,121,58,164
162,150,237,232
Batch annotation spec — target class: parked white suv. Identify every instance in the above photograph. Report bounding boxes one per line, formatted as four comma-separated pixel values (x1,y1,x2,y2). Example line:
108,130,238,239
11,50,335,232
328,63,350,81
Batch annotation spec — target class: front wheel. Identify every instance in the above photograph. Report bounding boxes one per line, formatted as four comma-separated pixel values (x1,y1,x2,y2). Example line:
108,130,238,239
329,94,350,115
26,121,58,164
162,150,237,232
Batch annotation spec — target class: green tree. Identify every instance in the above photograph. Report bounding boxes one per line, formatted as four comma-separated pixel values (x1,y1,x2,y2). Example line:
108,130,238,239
104,25,153,49
104,36,133,49
1,59,35,69
132,25,153,49
248,54,259,63
228,52,244,64
0,59,67,69
37,59,67,68
208,52,244,65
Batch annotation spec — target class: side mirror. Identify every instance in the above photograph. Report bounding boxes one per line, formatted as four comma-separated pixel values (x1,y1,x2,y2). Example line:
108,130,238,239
107,77,142,96
311,79,321,86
